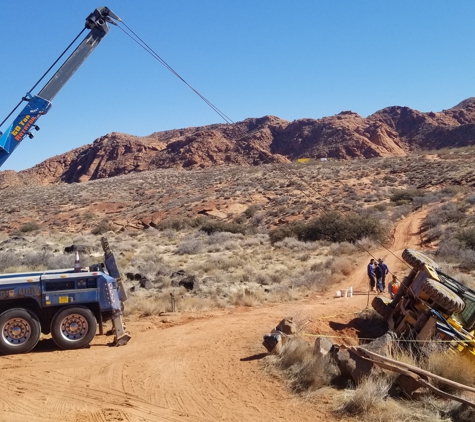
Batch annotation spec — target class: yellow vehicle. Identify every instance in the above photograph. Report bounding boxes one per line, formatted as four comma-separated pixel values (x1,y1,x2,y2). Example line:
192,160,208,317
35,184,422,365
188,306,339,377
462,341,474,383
372,249,475,360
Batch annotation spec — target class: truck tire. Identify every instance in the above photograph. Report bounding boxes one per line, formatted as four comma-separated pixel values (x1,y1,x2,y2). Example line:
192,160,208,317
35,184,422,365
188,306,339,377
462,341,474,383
422,279,465,314
402,249,439,271
372,296,393,319
0,308,41,355
51,306,97,350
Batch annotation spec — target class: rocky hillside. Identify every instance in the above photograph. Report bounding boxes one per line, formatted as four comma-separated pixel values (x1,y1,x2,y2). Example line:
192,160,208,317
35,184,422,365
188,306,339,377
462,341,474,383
2,98,475,187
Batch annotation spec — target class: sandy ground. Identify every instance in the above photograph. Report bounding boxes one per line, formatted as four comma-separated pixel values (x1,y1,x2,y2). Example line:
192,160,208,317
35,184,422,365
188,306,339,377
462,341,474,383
0,211,427,422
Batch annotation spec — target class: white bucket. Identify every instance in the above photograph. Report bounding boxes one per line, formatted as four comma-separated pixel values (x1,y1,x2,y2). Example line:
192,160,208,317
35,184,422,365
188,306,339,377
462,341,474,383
335,290,341,298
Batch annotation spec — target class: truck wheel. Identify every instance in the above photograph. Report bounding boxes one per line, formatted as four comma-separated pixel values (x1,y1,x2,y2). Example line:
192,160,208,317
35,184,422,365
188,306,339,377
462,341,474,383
422,279,465,314
402,249,440,271
0,308,41,355
371,296,393,319
51,307,97,350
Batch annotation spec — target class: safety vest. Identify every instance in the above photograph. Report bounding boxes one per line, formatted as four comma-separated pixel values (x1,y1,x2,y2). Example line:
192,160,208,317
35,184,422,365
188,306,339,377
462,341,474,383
391,282,400,295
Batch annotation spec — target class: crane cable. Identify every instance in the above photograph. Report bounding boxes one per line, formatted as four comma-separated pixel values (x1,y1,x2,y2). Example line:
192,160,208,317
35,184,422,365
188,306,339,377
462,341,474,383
0,28,87,131
116,19,411,271
0,17,410,271
117,21,234,125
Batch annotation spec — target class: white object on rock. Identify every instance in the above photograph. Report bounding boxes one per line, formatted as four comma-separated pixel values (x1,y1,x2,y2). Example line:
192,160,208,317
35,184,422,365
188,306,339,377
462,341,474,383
336,290,341,297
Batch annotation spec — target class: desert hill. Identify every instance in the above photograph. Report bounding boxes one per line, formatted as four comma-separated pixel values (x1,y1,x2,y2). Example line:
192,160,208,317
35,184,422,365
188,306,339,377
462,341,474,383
2,98,475,188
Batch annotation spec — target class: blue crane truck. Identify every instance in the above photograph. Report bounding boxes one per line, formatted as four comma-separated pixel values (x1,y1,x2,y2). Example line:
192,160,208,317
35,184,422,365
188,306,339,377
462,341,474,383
0,8,130,354
0,238,130,354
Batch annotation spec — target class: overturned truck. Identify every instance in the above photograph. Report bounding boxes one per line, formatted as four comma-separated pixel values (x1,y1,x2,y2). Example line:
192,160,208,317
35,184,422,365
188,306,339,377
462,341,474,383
372,249,475,360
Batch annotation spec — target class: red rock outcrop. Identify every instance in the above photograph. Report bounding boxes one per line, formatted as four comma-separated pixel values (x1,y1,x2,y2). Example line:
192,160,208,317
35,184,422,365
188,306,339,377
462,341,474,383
3,98,475,187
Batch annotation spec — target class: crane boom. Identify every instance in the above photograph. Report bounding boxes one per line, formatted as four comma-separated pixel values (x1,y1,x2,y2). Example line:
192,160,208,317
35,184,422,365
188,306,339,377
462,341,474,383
0,6,120,168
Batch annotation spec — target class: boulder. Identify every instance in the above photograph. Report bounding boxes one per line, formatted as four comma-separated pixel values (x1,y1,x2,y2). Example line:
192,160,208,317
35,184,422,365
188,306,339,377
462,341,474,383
64,244,88,254
179,275,198,291
331,347,380,383
263,332,282,354
275,317,297,335
139,277,153,290
314,336,333,357
361,332,397,357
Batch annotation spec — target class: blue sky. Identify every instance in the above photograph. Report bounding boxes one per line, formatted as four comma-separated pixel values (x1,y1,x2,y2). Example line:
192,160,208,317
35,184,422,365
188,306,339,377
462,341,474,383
1,1,474,171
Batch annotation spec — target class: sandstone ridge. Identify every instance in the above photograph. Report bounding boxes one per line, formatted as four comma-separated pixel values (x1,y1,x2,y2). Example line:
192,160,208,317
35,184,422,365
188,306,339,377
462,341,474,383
3,99,475,187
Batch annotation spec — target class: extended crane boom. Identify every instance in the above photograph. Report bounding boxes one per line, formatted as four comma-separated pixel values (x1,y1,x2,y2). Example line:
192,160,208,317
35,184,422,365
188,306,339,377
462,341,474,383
0,6,120,168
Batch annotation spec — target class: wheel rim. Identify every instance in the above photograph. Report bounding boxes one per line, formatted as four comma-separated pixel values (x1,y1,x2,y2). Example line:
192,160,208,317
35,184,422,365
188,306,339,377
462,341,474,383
60,314,88,341
2,318,32,346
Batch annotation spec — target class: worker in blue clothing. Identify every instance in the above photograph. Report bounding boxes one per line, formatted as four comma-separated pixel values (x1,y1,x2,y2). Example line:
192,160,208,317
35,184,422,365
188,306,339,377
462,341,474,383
367,258,376,292
378,258,389,292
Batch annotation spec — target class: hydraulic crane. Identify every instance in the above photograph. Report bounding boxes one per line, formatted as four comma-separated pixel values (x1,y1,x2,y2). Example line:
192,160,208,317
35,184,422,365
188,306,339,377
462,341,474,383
0,6,121,168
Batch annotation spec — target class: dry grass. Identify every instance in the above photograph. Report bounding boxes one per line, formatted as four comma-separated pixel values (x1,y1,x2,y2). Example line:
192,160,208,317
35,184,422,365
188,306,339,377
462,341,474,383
426,351,475,393
334,375,392,416
334,387,451,422
265,337,339,393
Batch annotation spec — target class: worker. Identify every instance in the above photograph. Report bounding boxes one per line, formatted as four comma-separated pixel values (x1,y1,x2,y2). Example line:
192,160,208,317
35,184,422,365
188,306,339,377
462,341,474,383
388,275,401,299
367,258,376,292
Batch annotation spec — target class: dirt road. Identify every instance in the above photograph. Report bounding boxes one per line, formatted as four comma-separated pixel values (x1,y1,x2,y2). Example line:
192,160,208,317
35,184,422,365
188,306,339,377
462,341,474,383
0,212,425,422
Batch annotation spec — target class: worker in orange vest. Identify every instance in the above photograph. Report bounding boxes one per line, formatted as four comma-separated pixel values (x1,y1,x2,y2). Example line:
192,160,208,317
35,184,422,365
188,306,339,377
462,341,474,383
388,275,400,299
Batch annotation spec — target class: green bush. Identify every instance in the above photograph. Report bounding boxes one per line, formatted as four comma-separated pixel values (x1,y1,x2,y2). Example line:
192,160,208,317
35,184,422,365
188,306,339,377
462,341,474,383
299,213,386,244
269,222,304,244
457,228,475,250
19,221,40,232
91,219,115,235
200,220,246,235
269,213,386,244
390,188,425,204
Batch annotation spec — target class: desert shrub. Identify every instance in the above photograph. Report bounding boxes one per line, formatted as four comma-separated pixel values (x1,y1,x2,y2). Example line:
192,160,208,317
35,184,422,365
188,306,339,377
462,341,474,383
426,351,475,393
268,222,304,244
91,219,115,235
458,249,475,271
441,185,464,197
155,217,194,231
155,216,208,231
436,239,464,262
423,226,443,244
176,238,204,255
19,221,40,233
329,241,357,255
243,205,260,218
0,251,18,271
329,257,353,276
465,192,475,205
231,288,263,307
274,237,310,250
299,213,386,244
335,376,391,416
21,250,54,269
390,188,425,204
274,337,338,393
423,204,464,231
412,193,439,209
390,204,412,221
289,270,332,291
206,231,232,244
200,220,246,235
457,228,475,250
